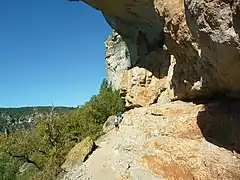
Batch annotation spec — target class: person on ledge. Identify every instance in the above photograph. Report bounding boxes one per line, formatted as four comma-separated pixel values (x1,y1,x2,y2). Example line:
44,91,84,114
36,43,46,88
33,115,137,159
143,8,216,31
114,112,123,130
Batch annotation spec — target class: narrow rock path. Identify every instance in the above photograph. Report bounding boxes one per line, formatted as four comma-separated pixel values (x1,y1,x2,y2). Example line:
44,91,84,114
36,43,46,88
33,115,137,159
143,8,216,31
62,101,240,180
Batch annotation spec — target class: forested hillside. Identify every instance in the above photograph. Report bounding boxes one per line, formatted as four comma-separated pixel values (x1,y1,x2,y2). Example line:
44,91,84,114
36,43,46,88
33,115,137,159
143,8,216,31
0,106,76,133
0,79,125,180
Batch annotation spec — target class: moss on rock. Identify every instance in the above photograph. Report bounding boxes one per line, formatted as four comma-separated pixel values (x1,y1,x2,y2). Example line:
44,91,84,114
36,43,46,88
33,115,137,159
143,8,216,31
61,136,95,172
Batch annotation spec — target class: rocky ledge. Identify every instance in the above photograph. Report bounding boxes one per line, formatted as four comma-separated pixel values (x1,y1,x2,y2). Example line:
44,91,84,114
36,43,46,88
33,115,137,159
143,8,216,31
61,100,240,180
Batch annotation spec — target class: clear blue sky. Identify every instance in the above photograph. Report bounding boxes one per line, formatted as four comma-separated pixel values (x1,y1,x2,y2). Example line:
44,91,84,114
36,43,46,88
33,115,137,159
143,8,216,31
0,0,112,108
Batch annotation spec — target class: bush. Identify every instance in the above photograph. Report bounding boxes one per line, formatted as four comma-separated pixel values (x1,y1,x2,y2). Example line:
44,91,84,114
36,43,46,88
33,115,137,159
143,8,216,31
0,155,22,180
0,78,125,179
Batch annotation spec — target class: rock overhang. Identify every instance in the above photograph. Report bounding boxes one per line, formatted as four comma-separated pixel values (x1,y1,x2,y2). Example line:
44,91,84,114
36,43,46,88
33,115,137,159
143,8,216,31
69,0,240,107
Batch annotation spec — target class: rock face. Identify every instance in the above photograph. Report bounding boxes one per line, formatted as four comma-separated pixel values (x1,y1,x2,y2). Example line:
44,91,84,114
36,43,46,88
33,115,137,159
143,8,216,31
184,0,240,95
61,136,95,172
65,1,240,179
105,31,131,90
81,0,240,107
120,49,174,107
61,100,240,180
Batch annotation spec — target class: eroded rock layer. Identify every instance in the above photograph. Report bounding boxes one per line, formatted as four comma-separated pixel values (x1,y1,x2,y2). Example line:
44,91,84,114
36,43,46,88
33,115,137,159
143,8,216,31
100,0,240,107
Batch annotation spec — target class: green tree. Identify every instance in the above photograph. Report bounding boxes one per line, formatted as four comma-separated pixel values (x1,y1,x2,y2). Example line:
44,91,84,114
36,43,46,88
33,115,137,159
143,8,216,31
88,90,125,124
99,78,111,94
0,155,22,180
0,78,125,180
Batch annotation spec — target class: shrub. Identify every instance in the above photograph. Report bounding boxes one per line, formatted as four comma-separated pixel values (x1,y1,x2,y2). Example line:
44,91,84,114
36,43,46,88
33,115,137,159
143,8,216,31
0,155,22,180
0,78,125,179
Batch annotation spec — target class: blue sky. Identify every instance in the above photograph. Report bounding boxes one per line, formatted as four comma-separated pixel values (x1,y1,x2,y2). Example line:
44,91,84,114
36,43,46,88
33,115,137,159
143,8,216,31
0,0,112,107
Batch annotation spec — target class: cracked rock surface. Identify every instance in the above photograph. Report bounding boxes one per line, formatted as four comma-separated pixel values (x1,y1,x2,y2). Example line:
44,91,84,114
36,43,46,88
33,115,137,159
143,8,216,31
61,100,240,180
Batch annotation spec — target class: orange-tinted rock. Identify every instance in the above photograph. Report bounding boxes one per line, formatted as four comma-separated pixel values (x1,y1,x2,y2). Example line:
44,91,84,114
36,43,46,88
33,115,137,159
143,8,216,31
141,155,195,180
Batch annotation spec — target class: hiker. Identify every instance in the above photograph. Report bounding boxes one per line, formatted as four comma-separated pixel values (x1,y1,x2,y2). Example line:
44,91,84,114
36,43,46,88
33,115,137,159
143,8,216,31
114,112,124,130
114,116,119,130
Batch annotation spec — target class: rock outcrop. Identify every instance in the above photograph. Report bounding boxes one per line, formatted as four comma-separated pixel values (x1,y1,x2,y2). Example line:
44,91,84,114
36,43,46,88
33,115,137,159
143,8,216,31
61,100,240,180
105,31,131,90
65,1,240,179
80,0,240,107
184,0,240,96
61,136,96,172
120,48,174,107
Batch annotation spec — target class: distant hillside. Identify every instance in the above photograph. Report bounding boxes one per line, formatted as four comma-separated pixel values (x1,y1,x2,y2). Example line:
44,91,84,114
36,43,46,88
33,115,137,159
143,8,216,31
0,106,76,133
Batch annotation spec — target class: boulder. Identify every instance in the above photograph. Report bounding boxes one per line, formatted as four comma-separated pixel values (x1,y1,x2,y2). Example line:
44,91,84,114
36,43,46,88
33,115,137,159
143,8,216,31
61,136,95,172
103,115,116,133
16,162,39,180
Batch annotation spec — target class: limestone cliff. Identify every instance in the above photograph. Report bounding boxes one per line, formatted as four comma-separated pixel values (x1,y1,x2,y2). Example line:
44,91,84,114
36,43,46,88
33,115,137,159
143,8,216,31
64,1,240,179
105,31,131,90
77,0,240,107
